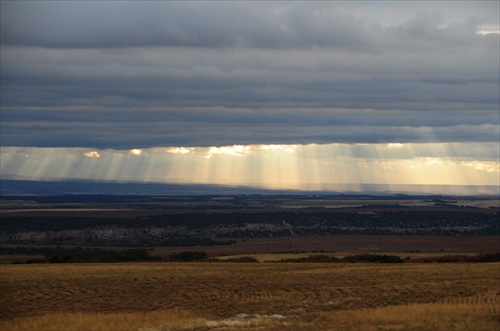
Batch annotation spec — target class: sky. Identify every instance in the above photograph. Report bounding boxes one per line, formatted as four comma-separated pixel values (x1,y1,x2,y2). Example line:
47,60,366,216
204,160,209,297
1,1,499,194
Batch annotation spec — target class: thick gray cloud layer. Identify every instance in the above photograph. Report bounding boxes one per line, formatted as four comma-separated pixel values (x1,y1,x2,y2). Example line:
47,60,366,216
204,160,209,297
1,1,499,148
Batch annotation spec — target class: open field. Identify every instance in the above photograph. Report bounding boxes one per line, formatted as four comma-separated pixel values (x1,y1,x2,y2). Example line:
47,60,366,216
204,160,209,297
1,194,499,329
1,261,499,330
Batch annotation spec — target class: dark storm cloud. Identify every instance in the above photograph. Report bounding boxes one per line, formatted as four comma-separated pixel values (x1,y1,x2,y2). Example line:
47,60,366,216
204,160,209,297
2,106,498,148
1,1,495,50
1,1,499,148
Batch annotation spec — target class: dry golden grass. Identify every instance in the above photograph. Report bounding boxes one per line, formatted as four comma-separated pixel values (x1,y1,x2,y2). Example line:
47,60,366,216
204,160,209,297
293,300,500,331
1,262,499,330
0,309,207,331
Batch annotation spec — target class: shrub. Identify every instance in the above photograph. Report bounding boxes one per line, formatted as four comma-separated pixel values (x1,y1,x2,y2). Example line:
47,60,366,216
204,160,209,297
169,251,208,261
473,253,500,262
224,256,259,263
408,253,500,263
342,254,404,263
279,255,340,263
45,247,160,263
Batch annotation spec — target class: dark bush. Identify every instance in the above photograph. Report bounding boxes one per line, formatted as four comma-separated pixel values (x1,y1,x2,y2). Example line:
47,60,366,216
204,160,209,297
46,247,160,263
473,253,500,262
223,256,259,263
279,255,340,263
342,254,404,263
409,253,500,263
169,251,208,261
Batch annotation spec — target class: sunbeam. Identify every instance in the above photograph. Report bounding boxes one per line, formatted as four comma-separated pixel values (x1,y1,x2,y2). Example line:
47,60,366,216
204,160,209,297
1,143,498,195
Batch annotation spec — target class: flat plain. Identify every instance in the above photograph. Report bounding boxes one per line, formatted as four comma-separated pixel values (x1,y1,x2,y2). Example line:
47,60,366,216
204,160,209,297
1,194,499,330
1,260,499,331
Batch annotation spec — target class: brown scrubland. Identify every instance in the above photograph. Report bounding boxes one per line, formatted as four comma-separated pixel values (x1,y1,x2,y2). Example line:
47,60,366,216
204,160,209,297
1,195,498,329
1,260,499,331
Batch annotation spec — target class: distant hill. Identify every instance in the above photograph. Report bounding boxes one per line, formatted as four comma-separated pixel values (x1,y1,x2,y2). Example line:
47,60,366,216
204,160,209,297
1,179,498,196
0,179,273,196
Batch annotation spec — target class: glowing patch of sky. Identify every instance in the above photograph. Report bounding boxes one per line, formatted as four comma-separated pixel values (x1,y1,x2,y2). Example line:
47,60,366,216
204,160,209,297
1,143,498,194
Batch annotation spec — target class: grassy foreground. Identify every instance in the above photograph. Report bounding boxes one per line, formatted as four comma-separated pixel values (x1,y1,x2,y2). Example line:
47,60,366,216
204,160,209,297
1,262,499,330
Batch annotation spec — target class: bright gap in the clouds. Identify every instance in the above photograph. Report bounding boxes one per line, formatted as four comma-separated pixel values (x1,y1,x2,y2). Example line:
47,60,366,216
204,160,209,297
1,143,499,194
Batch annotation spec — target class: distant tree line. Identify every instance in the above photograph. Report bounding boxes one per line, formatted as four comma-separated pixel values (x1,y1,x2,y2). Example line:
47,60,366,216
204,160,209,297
4,246,161,263
1,209,498,247
2,210,497,233
169,253,260,263
167,252,405,263
277,253,500,264
168,251,208,261
5,247,500,264
277,254,404,263
407,253,500,263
